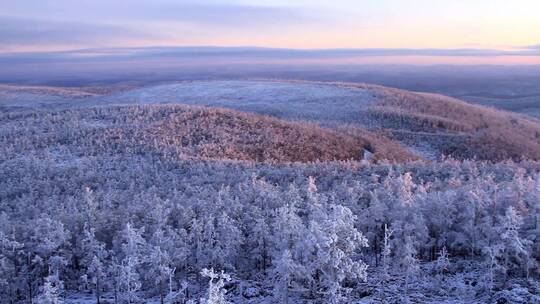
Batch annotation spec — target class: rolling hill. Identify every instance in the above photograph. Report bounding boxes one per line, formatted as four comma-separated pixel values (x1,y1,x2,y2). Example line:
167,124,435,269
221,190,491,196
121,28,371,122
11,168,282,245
2,80,540,162
0,104,417,164
360,85,540,161
2,79,540,304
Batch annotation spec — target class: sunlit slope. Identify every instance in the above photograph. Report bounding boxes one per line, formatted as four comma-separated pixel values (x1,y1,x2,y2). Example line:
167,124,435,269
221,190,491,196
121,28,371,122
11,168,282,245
362,85,540,161
3,80,540,161
0,104,416,163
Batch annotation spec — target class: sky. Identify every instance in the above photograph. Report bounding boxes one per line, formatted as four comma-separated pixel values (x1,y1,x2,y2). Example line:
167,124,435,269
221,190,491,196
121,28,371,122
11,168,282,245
1,0,540,64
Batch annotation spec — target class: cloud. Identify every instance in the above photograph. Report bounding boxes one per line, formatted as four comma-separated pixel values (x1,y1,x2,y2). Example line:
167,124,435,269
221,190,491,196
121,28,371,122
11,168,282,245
62,46,540,59
3,46,540,67
0,2,318,50
1,1,314,28
328,48,540,57
2,46,540,82
0,16,159,47
116,3,310,27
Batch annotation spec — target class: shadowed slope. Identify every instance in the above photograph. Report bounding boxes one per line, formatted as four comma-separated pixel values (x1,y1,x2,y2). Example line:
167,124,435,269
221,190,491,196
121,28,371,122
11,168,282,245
361,85,540,161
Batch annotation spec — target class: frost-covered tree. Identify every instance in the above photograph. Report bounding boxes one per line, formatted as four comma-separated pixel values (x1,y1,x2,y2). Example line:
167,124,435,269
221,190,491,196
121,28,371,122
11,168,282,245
35,272,64,304
381,224,393,281
270,249,304,304
23,217,70,302
82,186,99,227
305,204,369,303
144,244,174,304
250,216,271,273
113,223,146,304
0,214,23,301
189,216,212,271
214,213,243,270
402,236,420,290
434,246,450,276
80,225,109,304
271,199,304,255
482,245,504,291
500,206,531,277
200,268,231,304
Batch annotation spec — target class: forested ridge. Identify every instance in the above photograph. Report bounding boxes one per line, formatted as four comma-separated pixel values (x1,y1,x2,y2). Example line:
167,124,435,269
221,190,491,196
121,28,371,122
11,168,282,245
1,104,540,303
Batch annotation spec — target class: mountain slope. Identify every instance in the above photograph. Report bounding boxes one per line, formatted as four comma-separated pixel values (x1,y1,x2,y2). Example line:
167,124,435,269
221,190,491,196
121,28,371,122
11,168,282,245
3,80,540,161
0,104,417,163
362,85,540,160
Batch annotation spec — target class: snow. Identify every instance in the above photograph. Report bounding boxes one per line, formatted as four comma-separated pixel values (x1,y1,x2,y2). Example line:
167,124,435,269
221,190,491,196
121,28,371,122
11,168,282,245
99,80,377,127
0,80,376,125
0,85,95,109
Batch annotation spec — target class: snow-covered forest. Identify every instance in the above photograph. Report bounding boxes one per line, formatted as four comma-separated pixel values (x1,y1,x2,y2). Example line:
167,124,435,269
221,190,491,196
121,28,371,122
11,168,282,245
1,104,540,303
2,0,540,300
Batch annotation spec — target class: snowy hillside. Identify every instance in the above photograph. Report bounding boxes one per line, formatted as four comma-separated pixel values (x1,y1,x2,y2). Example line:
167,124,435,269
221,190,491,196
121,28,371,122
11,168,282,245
99,81,376,126
2,80,540,161
1,80,540,304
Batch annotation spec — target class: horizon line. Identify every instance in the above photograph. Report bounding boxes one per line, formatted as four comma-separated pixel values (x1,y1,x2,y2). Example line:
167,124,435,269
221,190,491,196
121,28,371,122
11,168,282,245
3,45,540,57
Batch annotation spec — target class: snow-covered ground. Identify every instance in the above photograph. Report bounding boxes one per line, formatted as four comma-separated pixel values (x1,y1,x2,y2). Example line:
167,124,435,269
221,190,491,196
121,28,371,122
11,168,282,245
0,89,91,109
99,80,377,127
0,80,377,126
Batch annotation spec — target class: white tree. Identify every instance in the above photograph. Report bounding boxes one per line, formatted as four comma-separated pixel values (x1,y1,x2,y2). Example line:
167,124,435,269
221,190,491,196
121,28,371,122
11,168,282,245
500,206,531,277
200,268,231,304
402,236,420,291
214,213,243,270
272,200,304,254
114,223,146,304
35,272,64,304
82,186,99,226
482,244,503,291
381,224,394,282
303,202,369,303
80,225,108,304
26,217,70,302
435,246,450,276
190,216,214,271
0,214,23,301
270,249,305,304
144,244,174,304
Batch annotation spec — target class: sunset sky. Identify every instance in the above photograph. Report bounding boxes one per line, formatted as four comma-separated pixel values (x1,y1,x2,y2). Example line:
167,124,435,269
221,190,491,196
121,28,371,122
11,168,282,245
1,0,540,64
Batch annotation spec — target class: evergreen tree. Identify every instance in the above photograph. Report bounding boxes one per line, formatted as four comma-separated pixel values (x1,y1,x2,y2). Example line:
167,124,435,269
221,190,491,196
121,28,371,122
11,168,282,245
500,206,531,277
270,250,304,304
305,204,369,303
114,223,146,304
80,225,109,304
